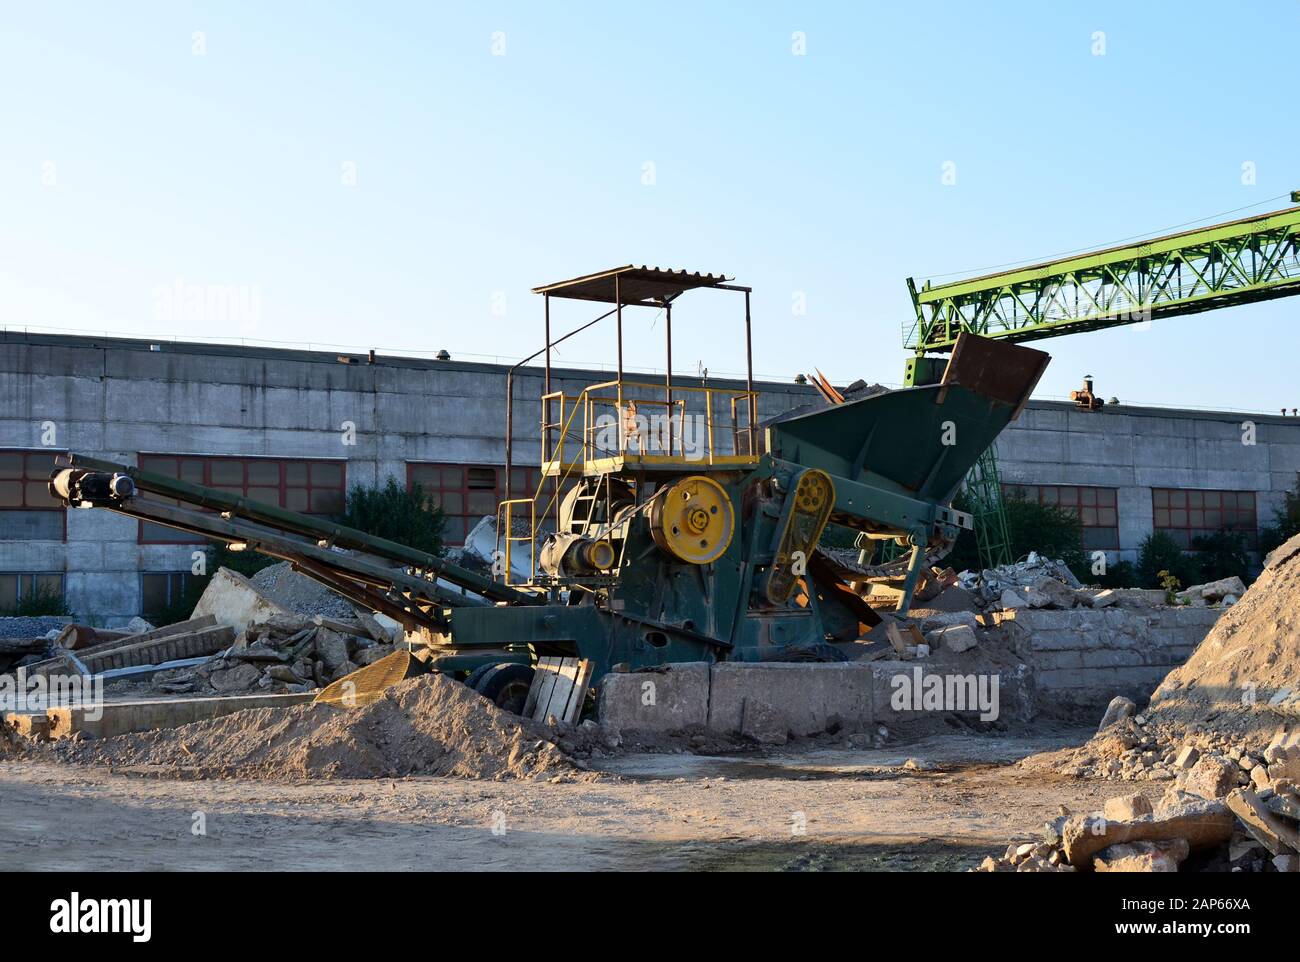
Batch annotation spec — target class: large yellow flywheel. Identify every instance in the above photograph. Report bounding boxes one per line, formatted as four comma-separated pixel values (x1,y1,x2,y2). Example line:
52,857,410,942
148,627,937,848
650,475,735,565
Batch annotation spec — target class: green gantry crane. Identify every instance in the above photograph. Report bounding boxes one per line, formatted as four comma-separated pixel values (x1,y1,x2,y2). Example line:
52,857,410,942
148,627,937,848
902,192,1300,569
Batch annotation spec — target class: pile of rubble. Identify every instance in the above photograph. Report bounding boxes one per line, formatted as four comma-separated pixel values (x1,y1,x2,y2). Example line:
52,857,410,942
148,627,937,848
995,532,1300,871
0,565,404,701
979,773,1300,873
150,612,398,697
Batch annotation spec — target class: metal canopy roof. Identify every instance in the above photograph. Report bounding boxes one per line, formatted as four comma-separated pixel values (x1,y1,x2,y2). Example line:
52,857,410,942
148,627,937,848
532,265,734,305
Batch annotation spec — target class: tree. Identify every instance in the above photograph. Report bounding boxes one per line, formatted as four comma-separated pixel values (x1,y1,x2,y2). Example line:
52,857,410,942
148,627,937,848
335,477,446,556
942,489,1085,574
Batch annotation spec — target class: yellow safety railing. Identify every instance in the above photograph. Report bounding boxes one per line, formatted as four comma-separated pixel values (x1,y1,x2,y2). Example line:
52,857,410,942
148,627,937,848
542,379,759,474
497,496,536,587
501,379,761,586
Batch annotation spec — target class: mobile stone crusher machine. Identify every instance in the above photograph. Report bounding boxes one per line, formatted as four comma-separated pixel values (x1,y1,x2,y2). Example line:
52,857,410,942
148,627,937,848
49,266,1049,713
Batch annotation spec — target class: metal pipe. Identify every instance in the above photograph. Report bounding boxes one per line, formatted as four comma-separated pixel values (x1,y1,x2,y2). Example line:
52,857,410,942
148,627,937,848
503,306,617,503
615,274,623,410
665,301,673,455
744,290,756,453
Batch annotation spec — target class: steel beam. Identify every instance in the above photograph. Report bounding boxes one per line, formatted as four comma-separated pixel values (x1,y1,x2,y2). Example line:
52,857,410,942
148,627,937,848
905,204,1300,352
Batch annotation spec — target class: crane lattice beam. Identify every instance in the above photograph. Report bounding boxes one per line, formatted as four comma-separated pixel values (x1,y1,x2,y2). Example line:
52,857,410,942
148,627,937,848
905,203,1300,353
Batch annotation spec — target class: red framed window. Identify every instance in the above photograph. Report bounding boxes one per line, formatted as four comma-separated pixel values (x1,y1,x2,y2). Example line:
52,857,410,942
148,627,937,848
407,463,544,545
1152,488,1257,549
0,572,65,613
0,449,67,541
137,455,347,543
1003,483,1120,551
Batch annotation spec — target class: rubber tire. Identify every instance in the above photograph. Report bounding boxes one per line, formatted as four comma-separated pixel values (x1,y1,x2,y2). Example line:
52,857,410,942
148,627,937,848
472,663,536,716
463,663,496,692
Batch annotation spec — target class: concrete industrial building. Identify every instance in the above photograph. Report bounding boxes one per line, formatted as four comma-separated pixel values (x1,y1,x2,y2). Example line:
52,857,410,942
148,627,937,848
2,331,1297,625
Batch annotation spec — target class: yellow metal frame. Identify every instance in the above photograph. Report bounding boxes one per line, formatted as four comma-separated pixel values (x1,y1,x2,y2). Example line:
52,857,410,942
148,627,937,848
541,379,760,477
497,496,536,587
502,378,763,586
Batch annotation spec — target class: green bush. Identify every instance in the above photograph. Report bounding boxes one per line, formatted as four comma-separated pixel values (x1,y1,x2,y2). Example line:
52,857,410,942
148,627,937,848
143,575,210,627
1094,558,1139,589
1,584,75,617
335,477,446,556
1136,531,1200,590
942,489,1085,574
1189,530,1250,585
1003,495,1086,574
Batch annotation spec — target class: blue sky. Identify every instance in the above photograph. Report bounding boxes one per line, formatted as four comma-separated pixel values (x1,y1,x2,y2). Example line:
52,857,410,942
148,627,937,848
2,1,1297,411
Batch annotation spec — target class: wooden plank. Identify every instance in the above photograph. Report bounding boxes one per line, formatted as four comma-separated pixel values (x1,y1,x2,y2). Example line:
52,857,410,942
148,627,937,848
540,658,579,723
561,659,595,724
524,656,562,720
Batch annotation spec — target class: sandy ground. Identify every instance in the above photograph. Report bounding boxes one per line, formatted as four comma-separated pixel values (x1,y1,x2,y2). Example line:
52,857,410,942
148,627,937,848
0,727,1155,871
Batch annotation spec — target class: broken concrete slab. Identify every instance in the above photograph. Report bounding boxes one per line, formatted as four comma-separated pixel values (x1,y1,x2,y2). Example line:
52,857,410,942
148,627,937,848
1085,589,1119,609
45,691,315,739
1103,793,1154,821
926,623,978,653
191,567,294,631
1183,754,1240,800
1061,798,1234,867
1097,695,1136,731
209,661,262,693
1174,745,1200,771
1224,788,1300,857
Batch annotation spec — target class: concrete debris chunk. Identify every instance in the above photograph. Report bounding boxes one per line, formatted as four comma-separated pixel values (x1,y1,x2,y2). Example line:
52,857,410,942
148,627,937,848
1097,695,1136,732
1103,792,1154,821
1087,589,1119,609
1093,838,1189,872
1183,754,1240,800
1224,788,1300,856
208,661,263,693
1061,797,1233,867
925,623,978,654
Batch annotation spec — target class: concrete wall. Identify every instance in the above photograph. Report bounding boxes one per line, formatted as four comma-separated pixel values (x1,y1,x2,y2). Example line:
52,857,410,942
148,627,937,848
993,606,1224,712
3,330,1299,623
997,404,1299,564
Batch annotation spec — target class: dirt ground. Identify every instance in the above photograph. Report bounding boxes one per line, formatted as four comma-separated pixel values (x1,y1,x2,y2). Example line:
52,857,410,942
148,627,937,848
0,727,1153,871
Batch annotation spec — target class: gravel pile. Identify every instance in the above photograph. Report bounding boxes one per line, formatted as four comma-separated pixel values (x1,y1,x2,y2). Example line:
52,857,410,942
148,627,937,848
250,563,356,619
0,616,72,640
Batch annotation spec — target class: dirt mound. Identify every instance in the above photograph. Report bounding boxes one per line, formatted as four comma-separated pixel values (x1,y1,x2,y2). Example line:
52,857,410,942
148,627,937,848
54,675,576,781
1144,535,1300,744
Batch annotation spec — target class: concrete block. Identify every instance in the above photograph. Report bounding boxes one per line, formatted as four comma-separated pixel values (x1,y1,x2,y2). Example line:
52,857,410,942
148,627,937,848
597,663,709,734
707,662,873,736
871,661,1034,725
46,692,314,739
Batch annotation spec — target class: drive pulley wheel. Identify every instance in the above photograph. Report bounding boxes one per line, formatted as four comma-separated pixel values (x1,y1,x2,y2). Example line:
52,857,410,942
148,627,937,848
650,475,735,565
471,663,536,716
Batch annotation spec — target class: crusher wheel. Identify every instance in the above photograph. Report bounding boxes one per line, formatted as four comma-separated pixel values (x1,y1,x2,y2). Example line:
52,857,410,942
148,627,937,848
470,663,537,716
650,475,735,565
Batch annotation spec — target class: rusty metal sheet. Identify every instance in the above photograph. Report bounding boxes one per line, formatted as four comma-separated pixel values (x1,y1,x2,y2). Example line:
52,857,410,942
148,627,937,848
938,332,1049,419
532,265,732,305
